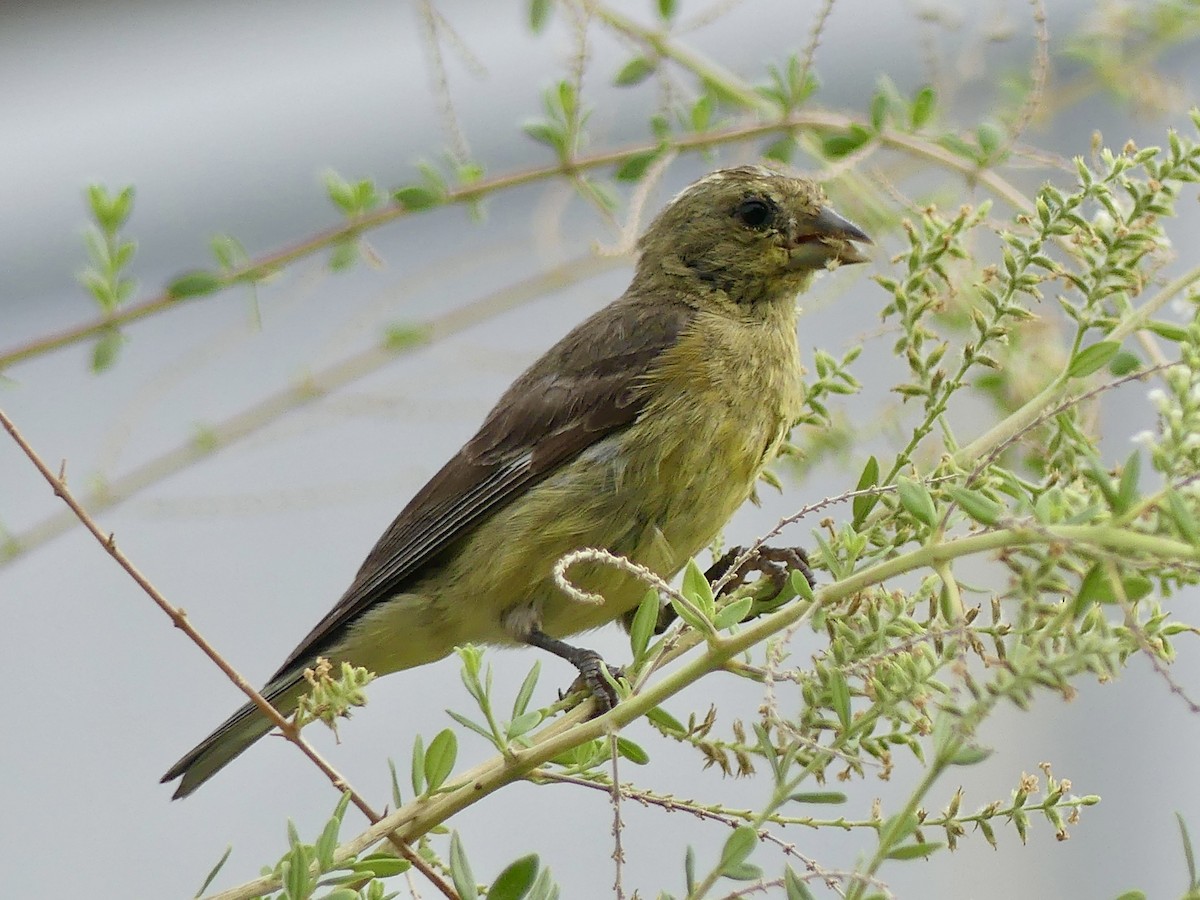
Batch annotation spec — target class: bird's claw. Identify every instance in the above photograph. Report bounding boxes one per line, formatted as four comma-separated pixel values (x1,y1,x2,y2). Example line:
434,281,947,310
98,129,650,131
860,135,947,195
561,651,622,715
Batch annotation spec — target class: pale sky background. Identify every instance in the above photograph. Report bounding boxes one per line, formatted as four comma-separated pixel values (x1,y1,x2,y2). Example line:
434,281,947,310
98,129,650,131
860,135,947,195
3,1,1200,898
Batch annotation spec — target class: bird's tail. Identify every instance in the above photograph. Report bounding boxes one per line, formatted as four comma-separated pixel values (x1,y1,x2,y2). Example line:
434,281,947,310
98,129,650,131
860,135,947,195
161,672,305,799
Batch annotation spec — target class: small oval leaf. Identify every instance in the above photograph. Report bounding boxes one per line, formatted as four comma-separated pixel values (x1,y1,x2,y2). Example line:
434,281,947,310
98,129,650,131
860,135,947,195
719,826,758,873
487,853,539,900
1068,341,1121,378
423,729,458,792
897,476,938,528
886,841,943,860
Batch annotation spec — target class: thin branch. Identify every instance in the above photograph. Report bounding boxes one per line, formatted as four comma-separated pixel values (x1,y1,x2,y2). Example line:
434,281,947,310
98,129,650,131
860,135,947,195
0,103,1042,375
1004,0,1051,149
535,770,879,897
796,0,836,93
956,263,1200,466
608,735,626,900
0,407,458,900
0,253,625,568
207,513,1200,899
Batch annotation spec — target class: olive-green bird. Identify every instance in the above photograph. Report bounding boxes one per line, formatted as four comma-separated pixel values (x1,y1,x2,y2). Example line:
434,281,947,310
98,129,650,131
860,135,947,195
162,165,870,798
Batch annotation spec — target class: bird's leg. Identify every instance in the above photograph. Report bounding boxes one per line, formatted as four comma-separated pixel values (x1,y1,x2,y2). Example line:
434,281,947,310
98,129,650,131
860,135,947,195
525,629,620,714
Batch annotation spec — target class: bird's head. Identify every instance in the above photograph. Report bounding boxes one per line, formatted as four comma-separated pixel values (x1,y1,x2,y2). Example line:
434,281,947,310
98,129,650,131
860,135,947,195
635,166,871,307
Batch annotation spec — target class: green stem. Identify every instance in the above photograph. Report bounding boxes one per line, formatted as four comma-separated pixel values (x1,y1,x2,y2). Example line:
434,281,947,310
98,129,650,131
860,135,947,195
845,738,960,900
956,263,1200,466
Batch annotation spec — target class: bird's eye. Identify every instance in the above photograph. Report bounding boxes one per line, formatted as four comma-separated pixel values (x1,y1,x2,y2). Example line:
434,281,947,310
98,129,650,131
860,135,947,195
733,197,775,230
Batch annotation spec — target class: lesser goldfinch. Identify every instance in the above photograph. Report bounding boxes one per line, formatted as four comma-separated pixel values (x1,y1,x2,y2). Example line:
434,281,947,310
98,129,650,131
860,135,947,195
162,165,870,798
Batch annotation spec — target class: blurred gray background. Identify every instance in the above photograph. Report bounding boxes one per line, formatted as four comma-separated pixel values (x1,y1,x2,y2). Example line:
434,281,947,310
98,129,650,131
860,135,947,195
3,1,1199,897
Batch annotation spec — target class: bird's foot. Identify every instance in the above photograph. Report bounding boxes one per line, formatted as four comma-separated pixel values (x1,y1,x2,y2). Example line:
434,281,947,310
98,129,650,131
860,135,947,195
526,629,621,715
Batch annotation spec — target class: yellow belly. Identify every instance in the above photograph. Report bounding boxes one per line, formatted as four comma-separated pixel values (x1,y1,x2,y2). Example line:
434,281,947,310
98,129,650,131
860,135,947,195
339,305,804,673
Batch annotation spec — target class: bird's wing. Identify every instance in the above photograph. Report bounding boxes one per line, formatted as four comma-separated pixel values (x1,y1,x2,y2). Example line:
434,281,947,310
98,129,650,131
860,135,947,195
268,295,691,679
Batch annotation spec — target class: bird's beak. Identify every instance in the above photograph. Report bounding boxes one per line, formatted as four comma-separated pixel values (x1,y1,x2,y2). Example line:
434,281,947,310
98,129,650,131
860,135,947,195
786,206,872,269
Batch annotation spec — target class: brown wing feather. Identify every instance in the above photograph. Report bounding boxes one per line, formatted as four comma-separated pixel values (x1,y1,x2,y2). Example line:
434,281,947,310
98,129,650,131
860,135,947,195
267,294,692,680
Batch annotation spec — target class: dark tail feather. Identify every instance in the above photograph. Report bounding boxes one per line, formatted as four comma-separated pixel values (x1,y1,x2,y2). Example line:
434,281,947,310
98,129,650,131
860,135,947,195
161,673,304,799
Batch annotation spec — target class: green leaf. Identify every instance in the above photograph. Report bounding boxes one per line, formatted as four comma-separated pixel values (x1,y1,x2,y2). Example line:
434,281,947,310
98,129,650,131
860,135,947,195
449,832,476,900
881,812,918,844
210,233,248,271
668,593,709,633
852,456,880,525
394,185,443,211
646,705,686,736
92,328,126,372
629,589,660,663
457,163,485,191
1178,812,1198,888
387,758,402,808
681,558,715,616
410,734,425,795
784,865,817,900
1074,563,1153,615
719,826,758,874
910,85,936,129
112,239,137,270
657,0,677,20
723,862,763,881
193,845,232,897
87,183,135,230
713,596,754,630
1109,350,1141,375
886,841,943,860
1146,319,1189,341
762,135,796,163
354,854,412,879
383,323,432,351
978,818,997,848
976,121,1004,158
526,866,559,900
1114,892,1148,900
528,0,551,32
614,56,656,86
325,171,356,214
616,736,649,764
1114,450,1141,514
1167,490,1200,543
549,737,605,768
315,793,350,869
167,270,224,300
1084,455,1120,510
790,567,814,601
869,90,890,132
897,476,938,528
948,745,992,766
615,148,662,182
821,125,872,159
507,710,542,739
1068,341,1121,378
947,486,1003,525
487,854,539,900
827,671,851,729
424,728,458,792
789,791,847,804
512,661,541,718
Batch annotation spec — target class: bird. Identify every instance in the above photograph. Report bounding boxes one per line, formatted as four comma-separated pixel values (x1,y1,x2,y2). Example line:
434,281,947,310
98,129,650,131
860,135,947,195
161,165,871,798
